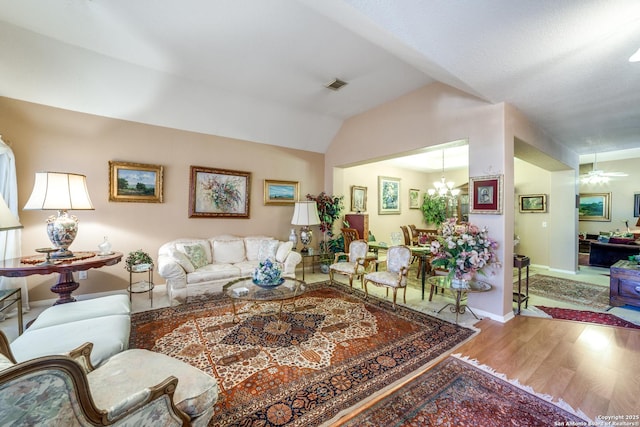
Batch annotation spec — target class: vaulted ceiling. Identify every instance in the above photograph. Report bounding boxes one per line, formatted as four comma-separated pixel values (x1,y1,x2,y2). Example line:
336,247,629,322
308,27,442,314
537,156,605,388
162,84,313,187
1,0,639,165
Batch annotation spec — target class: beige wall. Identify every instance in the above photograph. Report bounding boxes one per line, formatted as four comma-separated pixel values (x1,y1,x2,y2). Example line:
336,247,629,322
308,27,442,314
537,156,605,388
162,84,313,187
0,96,324,303
326,83,576,321
579,157,640,235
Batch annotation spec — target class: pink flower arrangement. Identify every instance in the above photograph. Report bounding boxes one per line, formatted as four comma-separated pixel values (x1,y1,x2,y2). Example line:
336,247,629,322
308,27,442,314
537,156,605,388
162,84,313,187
430,218,500,281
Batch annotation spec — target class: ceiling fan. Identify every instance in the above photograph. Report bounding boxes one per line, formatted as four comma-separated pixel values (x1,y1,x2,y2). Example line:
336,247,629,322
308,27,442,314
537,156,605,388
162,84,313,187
580,153,628,184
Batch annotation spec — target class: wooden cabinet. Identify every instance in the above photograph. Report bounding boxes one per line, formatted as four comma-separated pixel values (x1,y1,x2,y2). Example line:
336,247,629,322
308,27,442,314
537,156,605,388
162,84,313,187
610,260,640,308
344,214,369,241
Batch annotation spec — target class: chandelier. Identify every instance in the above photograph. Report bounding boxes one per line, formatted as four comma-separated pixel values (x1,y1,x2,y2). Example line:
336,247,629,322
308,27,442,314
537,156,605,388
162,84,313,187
427,150,461,198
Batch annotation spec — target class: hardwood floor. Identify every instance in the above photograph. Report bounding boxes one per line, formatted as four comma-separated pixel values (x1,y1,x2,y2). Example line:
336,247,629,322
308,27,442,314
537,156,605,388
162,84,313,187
455,316,640,420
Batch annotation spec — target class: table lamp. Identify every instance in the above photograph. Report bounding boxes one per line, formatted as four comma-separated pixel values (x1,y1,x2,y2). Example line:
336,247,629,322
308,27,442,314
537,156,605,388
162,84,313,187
291,201,320,253
0,193,22,231
24,172,94,258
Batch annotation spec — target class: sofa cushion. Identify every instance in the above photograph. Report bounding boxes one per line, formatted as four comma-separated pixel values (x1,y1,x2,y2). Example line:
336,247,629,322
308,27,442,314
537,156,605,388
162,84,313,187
87,349,219,420
276,241,293,263
177,242,210,269
212,239,246,264
186,264,240,284
28,295,131,331
11,314,130,367
0,353,13,371
258,240,280,262
169,247,195,273
176,240,212,264
244,237,274,261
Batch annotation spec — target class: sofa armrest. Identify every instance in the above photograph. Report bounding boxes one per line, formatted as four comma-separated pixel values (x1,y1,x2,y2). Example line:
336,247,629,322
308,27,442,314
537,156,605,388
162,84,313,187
281,250,302,277
67,342,95,374
157,255,188,283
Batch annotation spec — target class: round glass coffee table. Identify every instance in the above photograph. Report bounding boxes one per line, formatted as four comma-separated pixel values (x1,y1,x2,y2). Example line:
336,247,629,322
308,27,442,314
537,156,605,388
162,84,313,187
224,277,307,323
426,275,492,323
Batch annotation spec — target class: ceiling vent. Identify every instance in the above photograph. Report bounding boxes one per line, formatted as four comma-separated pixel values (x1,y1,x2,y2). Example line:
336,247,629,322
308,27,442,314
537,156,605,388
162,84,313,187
325,78,348,91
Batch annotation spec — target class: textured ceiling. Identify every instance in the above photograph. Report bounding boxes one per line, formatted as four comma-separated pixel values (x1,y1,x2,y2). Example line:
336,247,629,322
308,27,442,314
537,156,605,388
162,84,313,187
1,0,639,163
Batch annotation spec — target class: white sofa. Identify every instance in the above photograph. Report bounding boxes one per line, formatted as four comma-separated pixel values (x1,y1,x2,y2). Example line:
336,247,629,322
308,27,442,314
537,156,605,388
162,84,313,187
158,235,302,305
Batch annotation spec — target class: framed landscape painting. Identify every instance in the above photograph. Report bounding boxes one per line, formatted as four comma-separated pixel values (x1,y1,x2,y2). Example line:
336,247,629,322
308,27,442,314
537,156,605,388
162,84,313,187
264,180,298,205
378,176,401,215
109,161,163,203
579,192,611,221
189,166,251,218
519,194,547,213
470,175,503,214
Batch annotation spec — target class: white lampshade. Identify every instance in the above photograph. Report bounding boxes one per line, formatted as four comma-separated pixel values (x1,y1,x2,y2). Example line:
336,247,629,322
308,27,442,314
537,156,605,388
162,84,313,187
24,172,94,211
0,194,22,231
291,201,321,226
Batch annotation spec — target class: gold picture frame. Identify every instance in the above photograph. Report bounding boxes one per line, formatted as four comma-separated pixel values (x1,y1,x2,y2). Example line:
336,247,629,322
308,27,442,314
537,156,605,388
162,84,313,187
518,194,547,213
350,185,367,212
469,175,503,215
109,161,163,203
264,180,299,205
579,192,611,222
189,166,251,218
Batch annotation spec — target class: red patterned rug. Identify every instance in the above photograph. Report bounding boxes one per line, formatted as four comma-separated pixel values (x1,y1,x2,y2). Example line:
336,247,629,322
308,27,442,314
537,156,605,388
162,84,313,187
537,306,640,329
129,282,475,426
335,355,590,426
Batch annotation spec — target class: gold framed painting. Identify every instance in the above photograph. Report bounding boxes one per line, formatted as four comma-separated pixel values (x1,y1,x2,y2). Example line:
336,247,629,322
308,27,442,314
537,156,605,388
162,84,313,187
109,161,163,203
350,185,367,212
579,192,611,222
189,166,251,218
264,180,299,205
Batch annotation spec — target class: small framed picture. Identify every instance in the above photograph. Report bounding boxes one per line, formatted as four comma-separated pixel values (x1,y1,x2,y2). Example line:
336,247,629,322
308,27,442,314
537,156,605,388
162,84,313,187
409,189,420,209
109,161,163,203
519,194,547,213
579,192,611,222
378,176,401,215
264,180,298,205
351,185,367,212
470,175,503,214
189,166,251,218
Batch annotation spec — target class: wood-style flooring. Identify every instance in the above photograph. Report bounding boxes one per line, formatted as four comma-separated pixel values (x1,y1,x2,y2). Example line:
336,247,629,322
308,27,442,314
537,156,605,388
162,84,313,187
455,316,640,420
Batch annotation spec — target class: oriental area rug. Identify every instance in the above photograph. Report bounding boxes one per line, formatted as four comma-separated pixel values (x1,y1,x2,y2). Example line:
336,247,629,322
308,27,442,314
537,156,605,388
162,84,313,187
527,274,610,310
537,306,640,329
335,355,590,427
129,282,475,427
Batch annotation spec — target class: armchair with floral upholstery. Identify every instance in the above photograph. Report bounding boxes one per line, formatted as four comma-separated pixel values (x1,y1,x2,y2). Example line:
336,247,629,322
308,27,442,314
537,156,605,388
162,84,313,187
0,331,219,426
363,245,412,309
329,239,374,288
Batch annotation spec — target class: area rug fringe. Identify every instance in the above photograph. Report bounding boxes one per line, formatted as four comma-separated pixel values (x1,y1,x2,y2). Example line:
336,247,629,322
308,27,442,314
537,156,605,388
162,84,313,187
322,331,480,427
450,353,593,423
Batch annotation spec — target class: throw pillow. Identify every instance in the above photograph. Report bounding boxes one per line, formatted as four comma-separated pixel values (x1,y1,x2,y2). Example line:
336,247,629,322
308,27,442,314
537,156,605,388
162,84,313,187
180,243,209,270
258,240,280,262
244,238,274,261
169,247,195,273
276,241,293,263
212,239,246,264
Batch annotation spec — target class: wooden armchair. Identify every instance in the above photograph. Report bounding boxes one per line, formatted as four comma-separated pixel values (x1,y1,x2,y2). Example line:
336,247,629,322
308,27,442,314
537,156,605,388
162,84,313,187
341,228,360,251
363,245,412,309
329,240,374,288
0,331,219,427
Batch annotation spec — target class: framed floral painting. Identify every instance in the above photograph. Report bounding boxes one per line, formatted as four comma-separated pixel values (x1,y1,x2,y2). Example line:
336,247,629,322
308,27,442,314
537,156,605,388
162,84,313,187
189,166,251,218
378,176,401,215
350,185,367,212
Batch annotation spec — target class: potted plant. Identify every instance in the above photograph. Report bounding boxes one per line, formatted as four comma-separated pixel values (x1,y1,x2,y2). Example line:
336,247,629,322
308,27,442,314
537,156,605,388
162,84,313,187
306,192,345,273
421,194,448,226
125,249,154,272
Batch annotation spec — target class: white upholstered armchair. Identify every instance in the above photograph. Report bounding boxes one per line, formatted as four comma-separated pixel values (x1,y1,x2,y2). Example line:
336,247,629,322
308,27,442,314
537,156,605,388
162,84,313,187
329,239,373,288
363,245,412,308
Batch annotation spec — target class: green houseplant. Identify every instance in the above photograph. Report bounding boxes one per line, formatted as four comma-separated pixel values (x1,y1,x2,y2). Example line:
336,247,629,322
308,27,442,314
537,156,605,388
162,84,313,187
306,192,345,272
125,249,154,271
421,194,447,226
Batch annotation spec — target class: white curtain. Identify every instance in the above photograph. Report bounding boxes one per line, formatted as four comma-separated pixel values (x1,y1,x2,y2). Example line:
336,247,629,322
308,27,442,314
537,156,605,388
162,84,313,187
0,135,29,312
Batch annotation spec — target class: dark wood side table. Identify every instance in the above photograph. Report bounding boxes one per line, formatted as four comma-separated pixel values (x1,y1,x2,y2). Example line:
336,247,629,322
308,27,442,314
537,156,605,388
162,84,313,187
513,254,530,314
0,251,122,305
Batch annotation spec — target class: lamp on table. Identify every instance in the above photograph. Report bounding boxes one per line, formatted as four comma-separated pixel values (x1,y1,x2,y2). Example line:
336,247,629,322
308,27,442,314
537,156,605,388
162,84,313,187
291,201,320,253
23,172,94,259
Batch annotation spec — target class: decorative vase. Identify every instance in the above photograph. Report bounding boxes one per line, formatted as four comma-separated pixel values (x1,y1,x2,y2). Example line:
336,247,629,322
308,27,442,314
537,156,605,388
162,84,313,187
450,278,468,289
98,236,112,255
320,264,330,274
288,228,298,247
